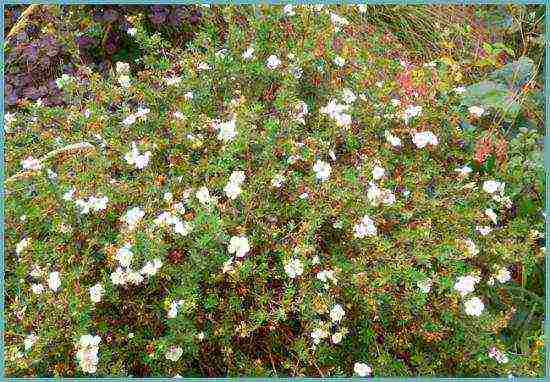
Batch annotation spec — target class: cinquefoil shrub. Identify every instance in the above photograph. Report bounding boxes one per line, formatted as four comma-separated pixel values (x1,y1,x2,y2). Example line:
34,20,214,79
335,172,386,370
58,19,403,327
4,4,544,377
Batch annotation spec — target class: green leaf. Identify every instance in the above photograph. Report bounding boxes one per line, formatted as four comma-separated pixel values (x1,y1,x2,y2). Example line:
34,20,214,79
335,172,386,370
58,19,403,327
490,56,534,90
461,80,520,118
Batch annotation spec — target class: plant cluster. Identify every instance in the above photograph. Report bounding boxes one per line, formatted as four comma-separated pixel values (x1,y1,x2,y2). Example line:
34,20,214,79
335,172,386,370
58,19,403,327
4,4,544,378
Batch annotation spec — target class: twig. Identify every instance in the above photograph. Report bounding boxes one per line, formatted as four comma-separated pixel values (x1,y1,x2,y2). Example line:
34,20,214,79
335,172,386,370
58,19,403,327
5,142,96,187
268,350,278,377
6,5,41,45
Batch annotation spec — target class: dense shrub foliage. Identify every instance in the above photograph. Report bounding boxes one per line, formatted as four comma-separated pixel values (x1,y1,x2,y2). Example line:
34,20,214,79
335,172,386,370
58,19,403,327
4,4,544,378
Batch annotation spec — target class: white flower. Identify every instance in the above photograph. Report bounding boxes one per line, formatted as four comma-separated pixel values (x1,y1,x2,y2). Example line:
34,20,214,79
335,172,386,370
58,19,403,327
287,155,300,165
412,131,438,148
140,259,162,277
317,269,337,284
331,332,343,344
462,238,479,257
215,49,227,58
295,101,309,124
21,156,42,171
385,131,402,147
116,62,130,74
403,105,422,123
24,334,38,351
196,186,213,206
455,165,473,177
165,76,182,86
184,91,194,100
453,86,466,94
75,199,92,214
118,74,131,88
165,346,183,362
115,244,133,268
228,236,250,258
464,296,485,316
122,207,145,230
163,192,173,203
224,182,242,200
334,55,346,67
311,327,329,345
390,99,401,107
76,334,101,374
126,270,144,285
47,271,61,292
89,283,105,303
476,226,493,236
5,112,16,131
173,111,184,120
173,219,193,236
127,27,137,36
63,188,76,201
329,304,345,322
482,180,505,195
372,165,385,181
488,347,509,364
110,267,127,286
154,211,174,227
353,215,377,238
197,62,211,71
266,55,281,69
469,105,485,117
79,334,101,348
124,142,151,170
495,267,511,284
320,100,351,127
224,171,246,199
330,12,349,31
485,208,498,224
290,65,303,79
31,283,44,295
271,174,285,188
55,73,73,89
283,4,295,16
222,257,235,274
87,196,108,212
454,275,480,297
313,160,332,182
122,114,137,126
16,238,30,255
167,301,180,319
366,183,395,207
354,362,372,377
242,46,255,60
214,118,238,143
284,258,304,279
417,278,432,293
357,4,368,13
342,88,357,104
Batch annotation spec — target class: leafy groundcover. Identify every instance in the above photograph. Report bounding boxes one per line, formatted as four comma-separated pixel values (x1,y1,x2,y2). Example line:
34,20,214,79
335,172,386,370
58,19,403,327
4,4,544,378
